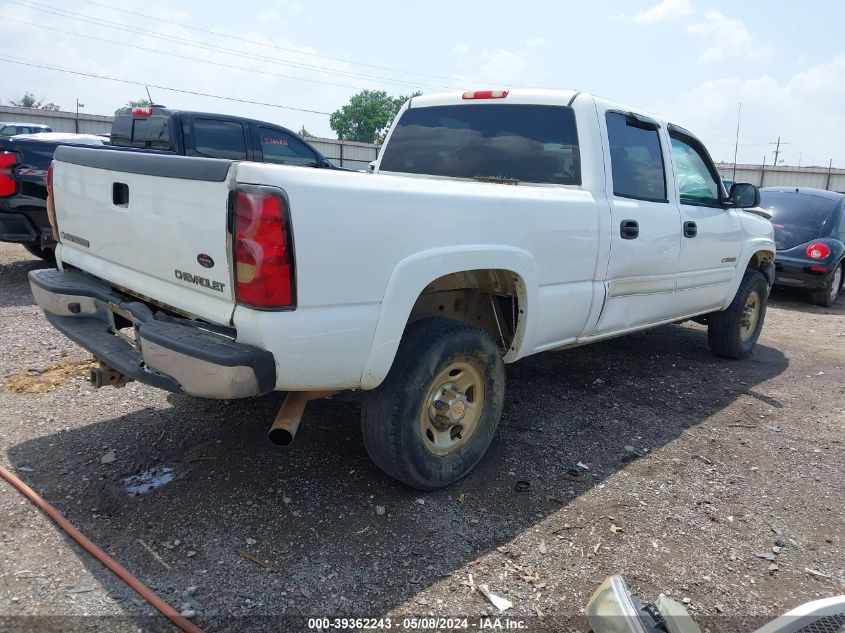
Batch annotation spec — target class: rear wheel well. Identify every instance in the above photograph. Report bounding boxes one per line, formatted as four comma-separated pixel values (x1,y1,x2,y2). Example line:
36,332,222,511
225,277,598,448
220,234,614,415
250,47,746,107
407,269,525,356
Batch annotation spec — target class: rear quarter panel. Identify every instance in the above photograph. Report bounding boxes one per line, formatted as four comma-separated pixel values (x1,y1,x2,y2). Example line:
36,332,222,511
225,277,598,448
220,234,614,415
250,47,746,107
233,160,602,389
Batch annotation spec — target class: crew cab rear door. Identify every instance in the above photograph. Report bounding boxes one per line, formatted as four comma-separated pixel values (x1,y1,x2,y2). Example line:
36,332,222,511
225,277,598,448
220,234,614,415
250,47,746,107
52,146,236,325
593,104,682,334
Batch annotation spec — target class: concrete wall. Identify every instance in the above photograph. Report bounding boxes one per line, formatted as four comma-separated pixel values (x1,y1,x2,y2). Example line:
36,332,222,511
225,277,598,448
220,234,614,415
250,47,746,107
717,162,845,193
0,105,113,135
0,106,379,169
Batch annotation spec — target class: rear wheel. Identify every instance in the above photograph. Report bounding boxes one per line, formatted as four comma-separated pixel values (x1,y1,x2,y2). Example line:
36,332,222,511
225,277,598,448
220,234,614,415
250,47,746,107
22,242,56,263
708,270,768,359
811,264,843,307
361,317,505,490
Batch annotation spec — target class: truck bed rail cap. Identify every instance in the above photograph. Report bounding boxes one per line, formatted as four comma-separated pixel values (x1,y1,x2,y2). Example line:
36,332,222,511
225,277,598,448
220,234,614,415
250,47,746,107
54,145,231,182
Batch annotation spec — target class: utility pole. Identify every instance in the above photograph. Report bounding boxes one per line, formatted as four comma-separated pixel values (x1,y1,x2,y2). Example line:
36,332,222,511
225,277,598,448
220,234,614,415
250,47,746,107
770,136,788,167
825,158,833,191
75,99,85,133
760,154,767,187
732,101,741,182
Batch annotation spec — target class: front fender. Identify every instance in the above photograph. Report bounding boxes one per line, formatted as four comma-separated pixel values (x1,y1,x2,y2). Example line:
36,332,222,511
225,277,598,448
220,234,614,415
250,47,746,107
721,235,776,310
360,245,537,389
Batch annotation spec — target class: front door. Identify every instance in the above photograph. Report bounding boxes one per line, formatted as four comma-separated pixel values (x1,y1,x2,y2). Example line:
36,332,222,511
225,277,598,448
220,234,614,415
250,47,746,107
669,128,743,315
593,110,682,335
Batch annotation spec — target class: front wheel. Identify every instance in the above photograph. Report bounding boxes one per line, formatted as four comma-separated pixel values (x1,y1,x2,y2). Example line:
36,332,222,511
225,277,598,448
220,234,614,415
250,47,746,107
361,318,505,490
811,264,843,307
708,270,768,359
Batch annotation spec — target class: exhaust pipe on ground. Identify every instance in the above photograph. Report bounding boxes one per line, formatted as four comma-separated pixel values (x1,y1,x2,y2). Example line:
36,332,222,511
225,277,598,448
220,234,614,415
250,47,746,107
268,391,338,447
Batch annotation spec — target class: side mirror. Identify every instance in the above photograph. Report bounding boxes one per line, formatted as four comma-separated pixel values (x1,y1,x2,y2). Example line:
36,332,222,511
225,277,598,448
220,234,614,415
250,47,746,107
728,182,760,209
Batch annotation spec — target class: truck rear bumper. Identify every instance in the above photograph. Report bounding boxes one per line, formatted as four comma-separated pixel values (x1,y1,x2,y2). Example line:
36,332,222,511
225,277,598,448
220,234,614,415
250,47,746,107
29,268,276,399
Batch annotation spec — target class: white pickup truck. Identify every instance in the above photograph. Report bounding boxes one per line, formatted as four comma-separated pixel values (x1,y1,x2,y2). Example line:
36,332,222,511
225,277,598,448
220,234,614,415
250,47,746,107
30,89,775,490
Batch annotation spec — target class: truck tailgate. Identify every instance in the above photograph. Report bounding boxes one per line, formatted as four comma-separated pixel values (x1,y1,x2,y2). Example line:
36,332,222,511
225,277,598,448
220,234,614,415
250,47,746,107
52,146,236,325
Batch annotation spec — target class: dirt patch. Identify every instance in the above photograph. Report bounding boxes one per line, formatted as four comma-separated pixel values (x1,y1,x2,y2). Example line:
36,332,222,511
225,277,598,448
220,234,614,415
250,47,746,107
3,358,97,394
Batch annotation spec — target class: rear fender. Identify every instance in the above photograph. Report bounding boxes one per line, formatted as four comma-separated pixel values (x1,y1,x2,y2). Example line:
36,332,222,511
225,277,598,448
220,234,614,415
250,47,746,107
360,245,537,389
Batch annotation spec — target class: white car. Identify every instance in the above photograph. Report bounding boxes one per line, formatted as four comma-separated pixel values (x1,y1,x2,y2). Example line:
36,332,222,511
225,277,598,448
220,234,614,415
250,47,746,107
30,89,775,489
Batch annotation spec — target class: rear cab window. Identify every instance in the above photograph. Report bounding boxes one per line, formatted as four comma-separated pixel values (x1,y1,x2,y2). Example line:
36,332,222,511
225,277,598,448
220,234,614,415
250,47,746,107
111,114,174,150
379,104,581,186
605,112,667,202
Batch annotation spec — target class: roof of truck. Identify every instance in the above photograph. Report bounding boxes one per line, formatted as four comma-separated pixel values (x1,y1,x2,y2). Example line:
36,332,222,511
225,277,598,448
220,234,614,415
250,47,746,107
409,89,580,109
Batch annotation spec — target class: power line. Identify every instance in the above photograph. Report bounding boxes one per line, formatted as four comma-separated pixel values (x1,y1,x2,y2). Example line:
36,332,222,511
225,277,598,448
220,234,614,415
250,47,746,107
75,0,478,85
0,54,333,115
3,14,387,94
6,0,456,91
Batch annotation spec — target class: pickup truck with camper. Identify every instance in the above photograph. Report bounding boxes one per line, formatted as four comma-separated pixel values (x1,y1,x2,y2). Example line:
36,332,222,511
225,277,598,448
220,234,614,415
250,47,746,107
1,107,339,261
30,89,775,490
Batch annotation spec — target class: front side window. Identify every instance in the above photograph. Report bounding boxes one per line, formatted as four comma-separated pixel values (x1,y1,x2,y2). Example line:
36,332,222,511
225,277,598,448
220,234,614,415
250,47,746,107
606,112,666,202
258,127,319,167
0,126,18,136
379,104,581,186
192,119,246,160
670,134,721,206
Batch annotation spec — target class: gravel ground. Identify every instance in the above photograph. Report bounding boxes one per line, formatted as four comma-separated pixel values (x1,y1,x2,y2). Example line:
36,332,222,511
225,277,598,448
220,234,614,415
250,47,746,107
0,240,843,633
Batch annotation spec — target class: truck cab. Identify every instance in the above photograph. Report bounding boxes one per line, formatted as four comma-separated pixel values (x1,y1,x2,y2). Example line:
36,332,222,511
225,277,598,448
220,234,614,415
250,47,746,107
111,106,339,169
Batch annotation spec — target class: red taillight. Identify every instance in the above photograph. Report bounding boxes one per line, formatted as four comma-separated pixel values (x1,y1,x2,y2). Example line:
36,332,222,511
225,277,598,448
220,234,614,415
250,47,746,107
232,186,295,308
132,106,154,116
810,265,828,272
806,242,831,260
462,90,509,100
0,151,18,197
0,151,17,169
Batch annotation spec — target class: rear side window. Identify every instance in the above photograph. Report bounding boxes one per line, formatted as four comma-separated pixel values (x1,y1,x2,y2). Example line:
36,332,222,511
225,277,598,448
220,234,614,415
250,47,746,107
379,104,581,185
192,119,246,160
0,126,18,136
258,127,319,167
606,112,667,202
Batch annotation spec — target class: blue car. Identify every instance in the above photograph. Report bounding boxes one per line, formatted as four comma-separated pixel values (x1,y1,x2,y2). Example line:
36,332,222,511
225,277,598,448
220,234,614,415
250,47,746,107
761,187,845,306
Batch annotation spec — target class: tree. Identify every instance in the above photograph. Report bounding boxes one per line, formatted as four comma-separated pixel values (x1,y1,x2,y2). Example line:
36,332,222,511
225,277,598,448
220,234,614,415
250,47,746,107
329,90,421,143
298,125,315,138
9,92,61,111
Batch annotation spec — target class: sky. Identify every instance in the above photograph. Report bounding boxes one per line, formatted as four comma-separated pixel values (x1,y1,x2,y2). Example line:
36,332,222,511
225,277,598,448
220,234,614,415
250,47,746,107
0,0,842,167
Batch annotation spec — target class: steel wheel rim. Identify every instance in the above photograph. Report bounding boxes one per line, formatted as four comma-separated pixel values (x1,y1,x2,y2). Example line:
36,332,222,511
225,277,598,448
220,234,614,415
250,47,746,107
830,267,842,303
740,290,761,342
419,360,485,456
